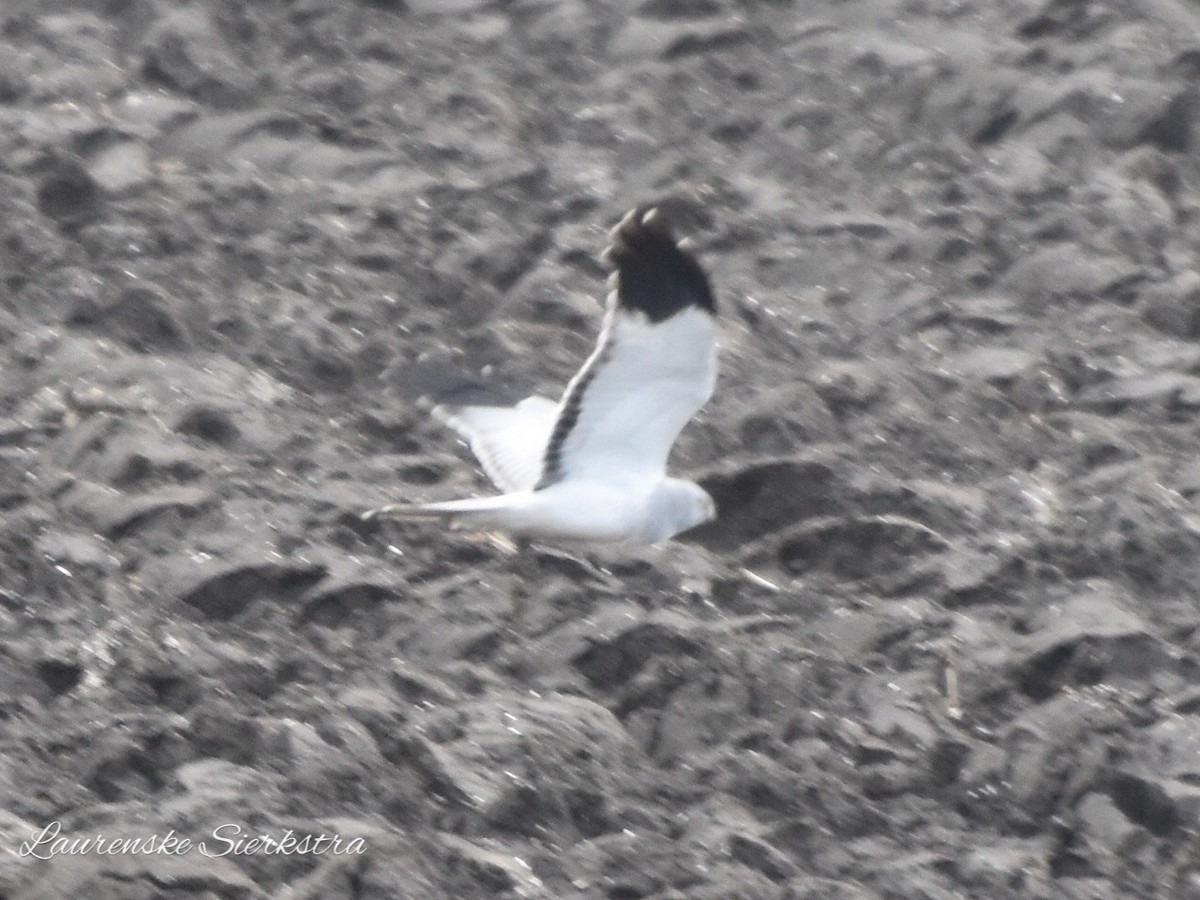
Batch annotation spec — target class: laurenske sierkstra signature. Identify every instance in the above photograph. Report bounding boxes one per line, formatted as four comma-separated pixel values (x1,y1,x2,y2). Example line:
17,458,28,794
18,821,367,859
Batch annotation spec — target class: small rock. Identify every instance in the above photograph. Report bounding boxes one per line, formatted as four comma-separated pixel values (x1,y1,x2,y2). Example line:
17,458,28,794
1142,715,1200,783
281,141,394,182
1014,581,1165,699
572,619,704,690
113,90,198,135
609,16,750,59
35,157,103,227
34,529,113,572
1002,695,1115,823
728,832,801,882
1076,371,1200,413
405,0,491,12
638,0,725,17
957,839,1051,895
1075,791,1140,860
157,109,293,168
112,285,192,353
414,691,640,838
810,358,889,416
173,403,241,446
936,542,1024,605
300,574,408,626
140,8,256,104
1108,85,1197,154
173,556,327,620
1001,244,1145,306
173,757,264,800
438,832,543,895
189,697,269,765
0,52,32,103
389,660,462,707
60,481,211,538
692,455,844,551
737,383,838,453
943,346,1039,384
1139,271,1200,339
34,653,84,698
981,141,1057,198
1107,770,1182,834
807,212,895,239
774,514,949,581
86,139,153,193
858,672,938,750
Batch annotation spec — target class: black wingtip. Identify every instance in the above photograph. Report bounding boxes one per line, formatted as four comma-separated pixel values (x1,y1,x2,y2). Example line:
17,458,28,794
601,206,716,324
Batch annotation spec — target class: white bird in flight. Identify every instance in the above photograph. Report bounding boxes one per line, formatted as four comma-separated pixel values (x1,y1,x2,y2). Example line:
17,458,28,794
367,206,719,545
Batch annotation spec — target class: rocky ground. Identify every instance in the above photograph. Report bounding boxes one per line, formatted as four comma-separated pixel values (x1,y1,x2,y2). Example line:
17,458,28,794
2,0,1200,897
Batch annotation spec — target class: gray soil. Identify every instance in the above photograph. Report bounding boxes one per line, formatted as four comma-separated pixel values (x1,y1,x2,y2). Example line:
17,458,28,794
2,0,1200,897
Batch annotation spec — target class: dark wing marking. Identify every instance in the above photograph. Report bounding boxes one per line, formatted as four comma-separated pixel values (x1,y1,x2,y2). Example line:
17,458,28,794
538,339,612,490
537,207,717,490
602,206,716,323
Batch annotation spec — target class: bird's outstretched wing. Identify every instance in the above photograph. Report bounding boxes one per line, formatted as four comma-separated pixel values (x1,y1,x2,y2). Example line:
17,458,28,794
536,207,718,489
365,206,719,542
432,395,558,492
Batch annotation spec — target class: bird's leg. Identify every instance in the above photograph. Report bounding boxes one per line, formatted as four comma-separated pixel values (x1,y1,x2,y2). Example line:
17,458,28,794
570,551,622,595
508,537,532,626
456,531,529,624
440,529,534,627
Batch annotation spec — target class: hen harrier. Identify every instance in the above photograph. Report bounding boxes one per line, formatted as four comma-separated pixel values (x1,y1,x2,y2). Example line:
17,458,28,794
367,206,718,544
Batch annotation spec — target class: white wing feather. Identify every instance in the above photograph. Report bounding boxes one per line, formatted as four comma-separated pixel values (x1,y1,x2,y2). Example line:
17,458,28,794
434,395,558,492
544,305,716,486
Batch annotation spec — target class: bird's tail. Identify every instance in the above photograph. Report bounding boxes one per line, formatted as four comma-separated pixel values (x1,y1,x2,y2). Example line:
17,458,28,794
362,495,516,527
